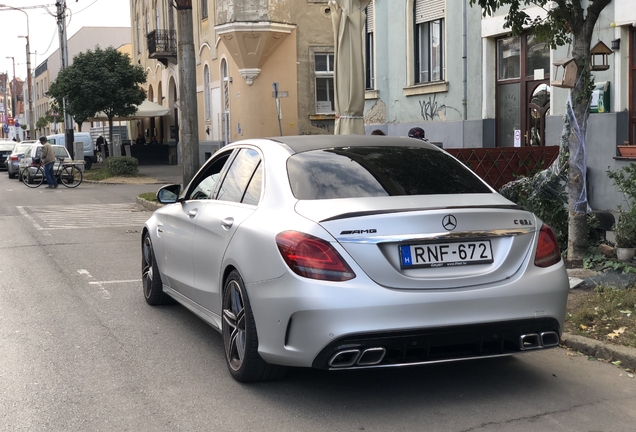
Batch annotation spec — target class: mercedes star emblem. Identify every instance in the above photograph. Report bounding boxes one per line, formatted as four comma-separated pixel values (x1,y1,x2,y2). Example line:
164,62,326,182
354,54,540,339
442,214,458,231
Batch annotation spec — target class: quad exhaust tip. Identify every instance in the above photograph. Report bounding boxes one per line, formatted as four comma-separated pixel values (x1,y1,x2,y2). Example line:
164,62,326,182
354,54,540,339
520,331,559,350
328,347,386,368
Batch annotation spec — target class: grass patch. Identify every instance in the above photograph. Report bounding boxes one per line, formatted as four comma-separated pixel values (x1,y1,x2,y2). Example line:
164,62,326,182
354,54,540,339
566,286,636,348
83,168,112,181
138,192,157,202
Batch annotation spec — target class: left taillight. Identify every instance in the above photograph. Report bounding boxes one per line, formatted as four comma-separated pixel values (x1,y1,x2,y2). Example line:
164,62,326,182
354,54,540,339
534,224,561,268
275,231,356,281
10,155,18,161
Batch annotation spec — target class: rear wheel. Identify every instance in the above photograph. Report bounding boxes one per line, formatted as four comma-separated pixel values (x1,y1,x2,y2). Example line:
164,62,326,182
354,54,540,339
8,170,16,179
222,270,286,382
83,157,92,170
21,167,43,188
142,233,174,305
60,166,83,188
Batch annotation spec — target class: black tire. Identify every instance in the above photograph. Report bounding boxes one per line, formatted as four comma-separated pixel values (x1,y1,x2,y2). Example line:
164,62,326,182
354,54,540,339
222,270,286,382
83,157,92,170
21,167,43,188
8,170,16,179
142,233,174,305
60,165,83,188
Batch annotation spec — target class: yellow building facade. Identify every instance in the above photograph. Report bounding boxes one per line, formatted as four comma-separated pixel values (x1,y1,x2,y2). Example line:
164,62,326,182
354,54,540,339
130,0,336,160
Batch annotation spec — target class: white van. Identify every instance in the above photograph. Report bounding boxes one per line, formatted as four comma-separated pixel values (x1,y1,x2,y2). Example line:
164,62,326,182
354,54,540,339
47,133,97,170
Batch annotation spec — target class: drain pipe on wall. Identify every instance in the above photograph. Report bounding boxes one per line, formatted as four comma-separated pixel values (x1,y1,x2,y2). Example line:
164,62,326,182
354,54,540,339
462,0,467,121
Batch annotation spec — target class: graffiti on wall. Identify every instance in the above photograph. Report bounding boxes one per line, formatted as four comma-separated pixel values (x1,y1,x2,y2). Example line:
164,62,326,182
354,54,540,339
418,95,460,121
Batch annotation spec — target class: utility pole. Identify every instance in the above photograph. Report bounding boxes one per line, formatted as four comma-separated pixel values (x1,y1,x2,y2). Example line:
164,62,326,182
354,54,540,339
55,0,74,158
174,0,199,186
1,72,6,138
1,4,35,140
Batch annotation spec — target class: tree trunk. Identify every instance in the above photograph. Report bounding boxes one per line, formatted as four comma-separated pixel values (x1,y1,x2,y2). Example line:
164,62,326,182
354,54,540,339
565,17,595,261
176,7,200,187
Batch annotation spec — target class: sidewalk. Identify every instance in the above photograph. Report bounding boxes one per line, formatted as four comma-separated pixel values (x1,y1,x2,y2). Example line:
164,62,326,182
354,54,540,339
137,164,183,185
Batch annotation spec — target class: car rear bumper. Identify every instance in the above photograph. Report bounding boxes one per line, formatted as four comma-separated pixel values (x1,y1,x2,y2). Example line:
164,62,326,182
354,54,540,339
245,262,569,368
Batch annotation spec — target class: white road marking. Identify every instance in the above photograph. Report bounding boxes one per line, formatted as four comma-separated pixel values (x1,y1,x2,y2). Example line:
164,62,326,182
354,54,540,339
89,279,141,285
17,203,150,231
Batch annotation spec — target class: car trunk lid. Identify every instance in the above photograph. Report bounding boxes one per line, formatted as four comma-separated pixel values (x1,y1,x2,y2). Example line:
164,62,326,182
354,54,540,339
295,195,538,289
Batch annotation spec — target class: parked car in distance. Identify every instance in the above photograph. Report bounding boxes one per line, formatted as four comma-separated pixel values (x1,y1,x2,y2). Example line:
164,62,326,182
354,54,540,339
46,132,96,170
0,140,16,171
18,144,72,184
4,141,38,178
141,135,570,383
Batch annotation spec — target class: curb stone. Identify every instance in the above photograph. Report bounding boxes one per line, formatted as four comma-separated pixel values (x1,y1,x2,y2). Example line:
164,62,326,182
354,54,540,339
136,197,163,212
561,332,636,370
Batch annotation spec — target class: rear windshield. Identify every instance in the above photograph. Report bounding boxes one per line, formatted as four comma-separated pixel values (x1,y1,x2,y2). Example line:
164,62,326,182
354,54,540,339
287,146,492,200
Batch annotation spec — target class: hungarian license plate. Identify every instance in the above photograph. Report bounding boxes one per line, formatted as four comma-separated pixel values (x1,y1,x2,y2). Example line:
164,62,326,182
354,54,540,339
400,240,493,268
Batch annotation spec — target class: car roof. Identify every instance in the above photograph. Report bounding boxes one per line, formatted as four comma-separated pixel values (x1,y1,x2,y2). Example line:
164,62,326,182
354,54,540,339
265,135,436,154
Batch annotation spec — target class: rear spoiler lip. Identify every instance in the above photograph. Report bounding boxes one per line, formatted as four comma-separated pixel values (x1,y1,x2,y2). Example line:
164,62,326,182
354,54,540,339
319,204,524,223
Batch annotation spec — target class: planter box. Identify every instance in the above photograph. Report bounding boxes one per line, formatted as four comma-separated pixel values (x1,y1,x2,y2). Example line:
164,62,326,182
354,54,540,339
618,145,636,157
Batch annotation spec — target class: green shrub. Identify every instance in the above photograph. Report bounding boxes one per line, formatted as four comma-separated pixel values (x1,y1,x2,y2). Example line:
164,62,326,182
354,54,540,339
614,208,636,248
106,156,139,176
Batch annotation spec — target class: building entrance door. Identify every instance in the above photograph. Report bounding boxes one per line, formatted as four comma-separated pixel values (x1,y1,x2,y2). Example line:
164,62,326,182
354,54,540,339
496,34,551,147
526,82,550,146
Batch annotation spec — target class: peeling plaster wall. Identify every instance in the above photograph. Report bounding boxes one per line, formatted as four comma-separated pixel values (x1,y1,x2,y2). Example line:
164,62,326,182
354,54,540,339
290,0,335,135
216,0,291,24
366,0,484,146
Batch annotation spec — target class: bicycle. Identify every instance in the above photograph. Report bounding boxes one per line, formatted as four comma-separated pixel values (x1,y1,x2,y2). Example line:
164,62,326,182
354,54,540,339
20,157,83,188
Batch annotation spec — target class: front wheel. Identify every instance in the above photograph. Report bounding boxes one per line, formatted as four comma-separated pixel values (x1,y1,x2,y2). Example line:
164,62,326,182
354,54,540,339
21,166,43,188
60,165,83,188
222,270,286,382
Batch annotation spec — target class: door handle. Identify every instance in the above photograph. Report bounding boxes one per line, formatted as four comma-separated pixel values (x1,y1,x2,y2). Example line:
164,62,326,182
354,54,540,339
524,131,529,145
221,217,234,230
187,209,198,218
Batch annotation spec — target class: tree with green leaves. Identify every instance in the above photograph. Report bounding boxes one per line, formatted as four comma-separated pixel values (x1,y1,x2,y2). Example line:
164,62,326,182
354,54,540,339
48,46,147,146
470,0,612,261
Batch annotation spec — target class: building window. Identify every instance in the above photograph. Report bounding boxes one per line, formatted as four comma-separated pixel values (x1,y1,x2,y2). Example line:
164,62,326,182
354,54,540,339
137,16,141,54
497,37,520,80
365,2,375,90
201,0,208,20
414,0,445,84
315,53,335,114
204,65,211,120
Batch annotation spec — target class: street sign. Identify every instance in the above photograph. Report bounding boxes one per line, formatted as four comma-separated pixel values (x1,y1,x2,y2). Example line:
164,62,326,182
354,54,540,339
14,122,20,128
7,118,14,126
3,124,8,134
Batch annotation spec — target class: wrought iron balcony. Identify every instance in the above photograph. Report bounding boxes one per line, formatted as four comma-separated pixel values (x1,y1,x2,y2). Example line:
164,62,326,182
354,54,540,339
147,30,177,66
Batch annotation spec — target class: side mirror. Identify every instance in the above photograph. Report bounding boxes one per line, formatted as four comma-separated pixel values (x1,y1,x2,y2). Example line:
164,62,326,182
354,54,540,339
156,184,181,204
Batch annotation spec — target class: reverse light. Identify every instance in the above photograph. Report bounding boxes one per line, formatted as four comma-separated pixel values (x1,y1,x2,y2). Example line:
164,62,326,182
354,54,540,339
534,224,561,268
276,231,356,281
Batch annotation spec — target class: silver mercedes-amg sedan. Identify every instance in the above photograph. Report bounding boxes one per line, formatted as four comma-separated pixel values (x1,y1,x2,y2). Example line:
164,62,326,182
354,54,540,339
142,135,569,382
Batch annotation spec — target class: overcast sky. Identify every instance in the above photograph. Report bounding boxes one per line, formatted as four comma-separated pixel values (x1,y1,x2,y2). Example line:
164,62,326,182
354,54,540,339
0,0,131,80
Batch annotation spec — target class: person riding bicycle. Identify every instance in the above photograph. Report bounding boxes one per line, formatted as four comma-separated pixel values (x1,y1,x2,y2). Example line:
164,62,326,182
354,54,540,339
39,136,58,189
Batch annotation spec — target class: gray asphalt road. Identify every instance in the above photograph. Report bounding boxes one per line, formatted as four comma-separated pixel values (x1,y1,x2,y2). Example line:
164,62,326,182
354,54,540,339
1,170,635,432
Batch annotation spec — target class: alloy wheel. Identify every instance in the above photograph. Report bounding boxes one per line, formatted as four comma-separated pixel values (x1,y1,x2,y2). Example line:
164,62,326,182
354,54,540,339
223,280,246,371
142,236,154,299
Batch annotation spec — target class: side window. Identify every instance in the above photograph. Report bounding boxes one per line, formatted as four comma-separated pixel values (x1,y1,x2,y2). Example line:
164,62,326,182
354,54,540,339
188,152,231,200
241,162,263,206
217,149,261,203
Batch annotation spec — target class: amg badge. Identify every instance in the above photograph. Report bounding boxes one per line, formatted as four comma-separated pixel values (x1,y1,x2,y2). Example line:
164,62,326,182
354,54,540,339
340,229,377,235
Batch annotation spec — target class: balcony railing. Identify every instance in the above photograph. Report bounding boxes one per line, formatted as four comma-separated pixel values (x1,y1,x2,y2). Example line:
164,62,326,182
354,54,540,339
147,30,177,65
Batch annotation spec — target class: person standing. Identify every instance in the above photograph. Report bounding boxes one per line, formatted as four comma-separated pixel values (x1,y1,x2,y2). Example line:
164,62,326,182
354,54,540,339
39,136,58,189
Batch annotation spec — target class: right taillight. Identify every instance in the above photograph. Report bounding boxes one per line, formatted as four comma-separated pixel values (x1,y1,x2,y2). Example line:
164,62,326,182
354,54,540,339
276,231,356,281
534,224,561,268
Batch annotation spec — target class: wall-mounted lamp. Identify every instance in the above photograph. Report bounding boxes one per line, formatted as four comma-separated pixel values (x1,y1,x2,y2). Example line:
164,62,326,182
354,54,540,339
612,39,621,50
